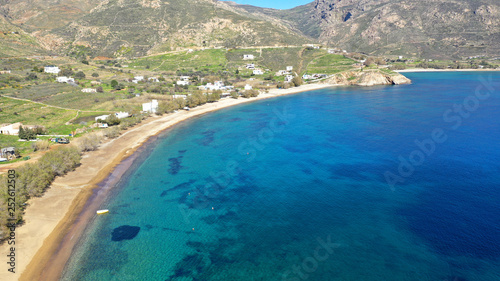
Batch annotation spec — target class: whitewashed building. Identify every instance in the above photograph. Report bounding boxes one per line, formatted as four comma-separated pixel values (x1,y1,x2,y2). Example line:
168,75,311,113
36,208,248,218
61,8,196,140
177,80,190,86
142,100,159,113
95,115,110,122
244,84,253,90
253,69,264,75
243,54,255,60
56,76,75,83
44,66,60,74
81,88,97,93
115,112,130,119
286,66,294,71
276,70,289,76
285,75,294,83
172,94,187,99
132,76,145,84
246,64,255,69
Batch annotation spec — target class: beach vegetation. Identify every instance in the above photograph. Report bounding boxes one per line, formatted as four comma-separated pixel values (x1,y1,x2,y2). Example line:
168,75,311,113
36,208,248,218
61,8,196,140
230,91,239,99
0,145,81,241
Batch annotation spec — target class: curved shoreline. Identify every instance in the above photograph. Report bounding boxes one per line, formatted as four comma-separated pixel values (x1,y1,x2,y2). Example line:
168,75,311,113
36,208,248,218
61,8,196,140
0,83,334,281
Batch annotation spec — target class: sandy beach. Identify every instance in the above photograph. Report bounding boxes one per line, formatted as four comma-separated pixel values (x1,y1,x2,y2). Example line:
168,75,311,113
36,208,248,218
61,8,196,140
0,83,334,281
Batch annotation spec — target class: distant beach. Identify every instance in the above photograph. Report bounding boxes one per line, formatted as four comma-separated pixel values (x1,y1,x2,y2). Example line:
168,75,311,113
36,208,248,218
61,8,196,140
0,82,334,281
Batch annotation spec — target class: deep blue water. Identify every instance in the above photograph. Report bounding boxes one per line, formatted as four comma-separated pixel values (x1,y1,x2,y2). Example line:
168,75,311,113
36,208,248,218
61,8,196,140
61,72,500,281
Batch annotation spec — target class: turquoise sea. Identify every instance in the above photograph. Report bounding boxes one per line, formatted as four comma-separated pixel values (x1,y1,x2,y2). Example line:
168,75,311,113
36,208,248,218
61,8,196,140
61,72,500,281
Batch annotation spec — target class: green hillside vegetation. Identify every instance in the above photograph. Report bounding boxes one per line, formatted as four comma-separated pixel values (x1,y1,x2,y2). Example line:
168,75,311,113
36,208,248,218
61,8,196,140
306,54,357,74
129,47,348,75
0,97,77,132
130,49,227,72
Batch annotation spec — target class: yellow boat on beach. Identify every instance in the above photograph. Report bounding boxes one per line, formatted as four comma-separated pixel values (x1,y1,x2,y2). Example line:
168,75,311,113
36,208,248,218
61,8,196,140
96,209,109,215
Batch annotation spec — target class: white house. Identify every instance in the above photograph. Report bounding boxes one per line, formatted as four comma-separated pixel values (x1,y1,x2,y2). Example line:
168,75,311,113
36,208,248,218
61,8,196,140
177,80,190,86
81,88,97,93
246,64,255,69
285,75,294,83
243,54,255,60
44,66,60,74
132,76,145,84
302,74,312,80
199,81,226,91
95,115,110,122
143,99,159,113
253,69,264,75
0,123,22,135
56,76,75,83
172,94,187,99
244,84,253,90
276,70,289,76
115,112,130,119
286,66,294,71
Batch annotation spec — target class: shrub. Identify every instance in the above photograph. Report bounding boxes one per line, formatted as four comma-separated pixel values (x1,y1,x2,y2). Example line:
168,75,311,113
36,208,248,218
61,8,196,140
103,126,121,139
32,140,50,151
74,71,86,79
0,145,81,240
74,132,104,152
105,114,121,126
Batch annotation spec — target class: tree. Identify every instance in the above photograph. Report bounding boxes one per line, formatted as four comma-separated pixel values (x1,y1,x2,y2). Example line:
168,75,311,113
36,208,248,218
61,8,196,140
291,76,303,87
92,72,99,77
74,71,86,79
81,60,89,65
105,114,121,126
60,69,74,77
110,80,118,88
114,83,125,90
26,73,38,80
230,91,239,99
18,126,25,140
96,86,103,93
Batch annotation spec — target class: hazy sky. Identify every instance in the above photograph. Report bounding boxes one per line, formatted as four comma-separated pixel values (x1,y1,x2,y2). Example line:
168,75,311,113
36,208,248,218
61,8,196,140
223,0,312,9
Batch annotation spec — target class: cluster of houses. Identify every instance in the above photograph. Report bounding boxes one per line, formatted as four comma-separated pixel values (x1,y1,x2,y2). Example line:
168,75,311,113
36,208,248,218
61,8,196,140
276,66,294,76
130,76,160,84
198,81,234,91
302,73,328,80
0,70,11,74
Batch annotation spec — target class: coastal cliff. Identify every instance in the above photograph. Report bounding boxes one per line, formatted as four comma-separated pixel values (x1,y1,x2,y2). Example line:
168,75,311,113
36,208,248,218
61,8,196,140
322,70,412,86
